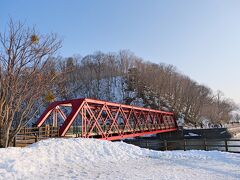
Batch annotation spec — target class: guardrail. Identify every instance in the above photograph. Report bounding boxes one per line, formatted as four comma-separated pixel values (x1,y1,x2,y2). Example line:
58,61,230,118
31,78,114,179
124,138,240,153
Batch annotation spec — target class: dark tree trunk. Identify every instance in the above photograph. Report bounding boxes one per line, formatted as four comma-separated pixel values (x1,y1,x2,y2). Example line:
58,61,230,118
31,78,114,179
0,127,9,148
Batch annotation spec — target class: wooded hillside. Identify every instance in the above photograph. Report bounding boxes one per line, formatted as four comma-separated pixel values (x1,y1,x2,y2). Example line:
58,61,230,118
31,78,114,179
46,50,237,127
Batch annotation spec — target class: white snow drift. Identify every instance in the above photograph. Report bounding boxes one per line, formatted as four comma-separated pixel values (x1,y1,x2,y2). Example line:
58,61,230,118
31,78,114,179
0,138,239,180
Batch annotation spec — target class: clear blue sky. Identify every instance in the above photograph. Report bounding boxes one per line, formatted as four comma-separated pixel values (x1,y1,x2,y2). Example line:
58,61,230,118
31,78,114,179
1,0,240,104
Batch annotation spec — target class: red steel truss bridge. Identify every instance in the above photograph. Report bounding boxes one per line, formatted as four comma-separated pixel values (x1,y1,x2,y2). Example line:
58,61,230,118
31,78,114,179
37,98,178,140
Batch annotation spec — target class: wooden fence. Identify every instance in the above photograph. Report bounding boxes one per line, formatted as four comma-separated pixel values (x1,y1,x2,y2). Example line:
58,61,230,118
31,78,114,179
124,138,240,153
13,126,59,147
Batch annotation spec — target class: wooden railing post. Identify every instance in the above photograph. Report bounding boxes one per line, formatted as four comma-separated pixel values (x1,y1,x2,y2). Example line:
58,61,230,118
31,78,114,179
47,125,50,137
225,139,228,152
23,127,26,140
203,138,207,151
35,135,38,143
164,140,168,151
39,127,41,138
183,139,186,151
49,126,52,137
146,141,149,148
13,137,16,147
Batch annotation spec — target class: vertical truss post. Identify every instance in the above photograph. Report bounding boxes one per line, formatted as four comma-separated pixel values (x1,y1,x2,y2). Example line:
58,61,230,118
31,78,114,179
53,109,58,127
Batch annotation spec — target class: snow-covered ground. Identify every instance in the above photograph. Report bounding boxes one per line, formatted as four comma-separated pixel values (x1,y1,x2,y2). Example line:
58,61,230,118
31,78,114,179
0,138,239,180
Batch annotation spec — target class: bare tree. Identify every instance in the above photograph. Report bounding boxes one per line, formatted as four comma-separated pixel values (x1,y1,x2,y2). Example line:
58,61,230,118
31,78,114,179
0,20,61,147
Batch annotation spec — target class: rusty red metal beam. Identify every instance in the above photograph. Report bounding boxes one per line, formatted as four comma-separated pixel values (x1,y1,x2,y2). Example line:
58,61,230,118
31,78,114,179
99,128,177,141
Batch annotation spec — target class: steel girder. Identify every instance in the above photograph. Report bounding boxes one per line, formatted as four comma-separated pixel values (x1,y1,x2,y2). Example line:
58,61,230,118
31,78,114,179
37,98,178,140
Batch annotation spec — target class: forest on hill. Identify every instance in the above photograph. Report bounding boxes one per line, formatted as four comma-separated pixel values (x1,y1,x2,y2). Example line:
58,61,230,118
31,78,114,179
45,50,238,127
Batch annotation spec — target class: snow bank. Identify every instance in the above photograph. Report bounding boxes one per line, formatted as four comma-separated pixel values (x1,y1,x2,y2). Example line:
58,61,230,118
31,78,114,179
0,138,239,180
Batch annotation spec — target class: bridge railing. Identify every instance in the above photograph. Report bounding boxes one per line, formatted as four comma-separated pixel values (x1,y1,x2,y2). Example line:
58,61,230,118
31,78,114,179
13,126,59,147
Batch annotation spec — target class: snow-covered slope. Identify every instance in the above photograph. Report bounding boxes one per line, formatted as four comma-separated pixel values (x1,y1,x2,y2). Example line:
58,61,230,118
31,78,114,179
0,138,239,180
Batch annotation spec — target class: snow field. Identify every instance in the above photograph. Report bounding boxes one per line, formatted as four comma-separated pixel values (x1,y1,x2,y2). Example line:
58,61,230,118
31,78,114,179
0,138,239,180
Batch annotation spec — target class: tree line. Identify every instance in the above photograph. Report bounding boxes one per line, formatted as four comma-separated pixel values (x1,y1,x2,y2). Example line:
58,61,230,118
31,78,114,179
54,50,237,127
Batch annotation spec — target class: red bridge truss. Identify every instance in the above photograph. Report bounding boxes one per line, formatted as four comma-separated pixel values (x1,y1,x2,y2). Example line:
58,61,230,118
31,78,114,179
37,98,178,140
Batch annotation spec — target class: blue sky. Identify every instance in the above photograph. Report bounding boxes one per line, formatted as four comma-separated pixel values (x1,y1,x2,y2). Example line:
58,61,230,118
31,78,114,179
1,0,240,104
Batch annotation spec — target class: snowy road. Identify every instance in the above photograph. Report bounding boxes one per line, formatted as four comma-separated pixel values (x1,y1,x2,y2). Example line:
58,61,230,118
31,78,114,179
0,138,239,180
